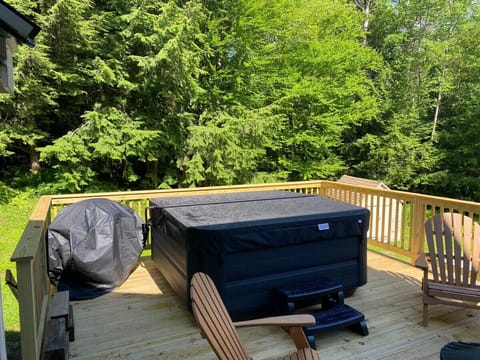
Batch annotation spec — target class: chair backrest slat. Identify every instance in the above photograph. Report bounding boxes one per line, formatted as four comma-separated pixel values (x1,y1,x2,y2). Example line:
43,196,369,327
190,272,250,360
471,221,480,285
455,214,471,286
443,213,454,284
425,216,440,281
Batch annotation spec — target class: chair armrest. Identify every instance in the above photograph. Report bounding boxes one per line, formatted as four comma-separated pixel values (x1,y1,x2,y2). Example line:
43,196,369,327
233,314,315,329
415,254,429,270
234,314,315,350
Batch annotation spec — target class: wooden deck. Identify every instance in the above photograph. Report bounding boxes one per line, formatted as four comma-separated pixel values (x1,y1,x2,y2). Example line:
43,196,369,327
69,251,480,360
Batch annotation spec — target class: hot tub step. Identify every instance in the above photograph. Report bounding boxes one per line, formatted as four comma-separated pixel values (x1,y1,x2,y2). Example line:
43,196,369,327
276,277,343,300
273,278,344,314
306,304,368,336
301,304,368,349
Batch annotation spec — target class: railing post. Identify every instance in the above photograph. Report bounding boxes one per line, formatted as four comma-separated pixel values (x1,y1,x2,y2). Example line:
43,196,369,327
14,223,50,360
16,259,40,360
11,196,52,360
409,197,426,264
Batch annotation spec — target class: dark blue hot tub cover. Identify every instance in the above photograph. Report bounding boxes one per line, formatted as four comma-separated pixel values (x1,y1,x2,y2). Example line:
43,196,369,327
151,191,368,255
47,198,144,300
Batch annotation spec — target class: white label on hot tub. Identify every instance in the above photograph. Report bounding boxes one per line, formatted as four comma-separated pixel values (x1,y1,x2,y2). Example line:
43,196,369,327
317,223,330,231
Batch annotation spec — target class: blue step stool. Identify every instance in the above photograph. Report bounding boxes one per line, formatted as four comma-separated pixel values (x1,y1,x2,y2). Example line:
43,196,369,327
274,277,368,349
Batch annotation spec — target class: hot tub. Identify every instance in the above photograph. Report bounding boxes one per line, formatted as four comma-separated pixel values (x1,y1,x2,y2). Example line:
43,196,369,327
149,191,369,320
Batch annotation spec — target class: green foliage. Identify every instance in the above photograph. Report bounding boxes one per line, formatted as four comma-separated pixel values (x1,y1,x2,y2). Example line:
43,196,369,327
0,0,210,191
179,107,281,186
0,182,16,204
0,129,12,157
425,5,480,200
1,0,480,200
0,44,57,162
350,114,439,190
347,0,480,197
40,106,161,192
211,0,383,182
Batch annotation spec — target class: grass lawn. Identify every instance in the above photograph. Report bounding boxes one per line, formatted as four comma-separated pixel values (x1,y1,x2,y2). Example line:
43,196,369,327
0,194,38,359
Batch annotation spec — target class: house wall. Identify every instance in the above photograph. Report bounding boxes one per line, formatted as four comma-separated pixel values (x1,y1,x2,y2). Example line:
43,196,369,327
0,29,15,94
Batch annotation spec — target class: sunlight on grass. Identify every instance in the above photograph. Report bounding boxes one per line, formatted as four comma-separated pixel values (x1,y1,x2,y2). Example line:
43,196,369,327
367,244,411,264
0,194,38,334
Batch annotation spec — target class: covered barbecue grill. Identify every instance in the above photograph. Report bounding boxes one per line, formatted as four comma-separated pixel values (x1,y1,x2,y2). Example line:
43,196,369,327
47,198,145,300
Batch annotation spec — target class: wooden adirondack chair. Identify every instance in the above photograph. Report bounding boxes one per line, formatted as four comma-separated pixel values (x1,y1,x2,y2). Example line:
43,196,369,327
415,213,480,326
190,272,320,360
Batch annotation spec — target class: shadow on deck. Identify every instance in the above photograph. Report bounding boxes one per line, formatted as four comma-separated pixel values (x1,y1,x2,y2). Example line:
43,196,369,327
69,251,480,360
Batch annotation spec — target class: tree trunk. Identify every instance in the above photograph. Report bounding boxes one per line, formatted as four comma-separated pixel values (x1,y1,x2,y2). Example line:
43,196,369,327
30,145,40,174
353,0,372,45
431,85,442,141
431,65,447,141
152,159,159,188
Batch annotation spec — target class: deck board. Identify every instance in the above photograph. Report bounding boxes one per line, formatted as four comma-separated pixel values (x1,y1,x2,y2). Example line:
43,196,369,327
69,251,480,359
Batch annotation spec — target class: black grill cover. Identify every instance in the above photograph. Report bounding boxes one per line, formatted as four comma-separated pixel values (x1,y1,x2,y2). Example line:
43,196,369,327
47,198,144,300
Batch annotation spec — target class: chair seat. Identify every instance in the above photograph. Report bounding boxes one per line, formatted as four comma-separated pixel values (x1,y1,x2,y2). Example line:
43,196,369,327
427,282,480,302
279,348,320,360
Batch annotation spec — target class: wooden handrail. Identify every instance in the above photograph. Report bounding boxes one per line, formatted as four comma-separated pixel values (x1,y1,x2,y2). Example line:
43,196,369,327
10,181,480,360
49,180,324,204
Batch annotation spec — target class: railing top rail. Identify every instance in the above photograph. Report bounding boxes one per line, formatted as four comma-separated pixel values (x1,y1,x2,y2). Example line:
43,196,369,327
322,181,480,209
49,181,325,205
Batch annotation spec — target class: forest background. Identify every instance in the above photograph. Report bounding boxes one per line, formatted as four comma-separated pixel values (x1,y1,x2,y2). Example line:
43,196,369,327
1,0,480,203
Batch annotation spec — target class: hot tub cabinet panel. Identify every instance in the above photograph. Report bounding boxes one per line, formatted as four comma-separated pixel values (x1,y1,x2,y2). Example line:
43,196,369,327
150,191,369,320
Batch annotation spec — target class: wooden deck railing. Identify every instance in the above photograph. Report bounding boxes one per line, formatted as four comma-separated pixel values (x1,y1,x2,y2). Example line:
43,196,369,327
321,182,480,261
10,196,52,360
10,180,480,360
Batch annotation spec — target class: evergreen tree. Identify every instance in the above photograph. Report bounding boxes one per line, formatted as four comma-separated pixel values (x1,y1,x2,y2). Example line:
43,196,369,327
38,0,208,191
2,0,479,200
